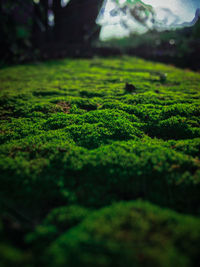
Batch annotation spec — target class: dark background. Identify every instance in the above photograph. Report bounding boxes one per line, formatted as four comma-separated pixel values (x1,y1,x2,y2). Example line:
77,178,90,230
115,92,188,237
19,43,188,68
0,0,200,70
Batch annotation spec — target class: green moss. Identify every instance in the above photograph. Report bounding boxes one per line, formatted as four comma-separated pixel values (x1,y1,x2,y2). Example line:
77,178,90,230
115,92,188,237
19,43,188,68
47,201,200,267
0,57,200,214
26,205,91,265
0,56,200,265
0,137,199,216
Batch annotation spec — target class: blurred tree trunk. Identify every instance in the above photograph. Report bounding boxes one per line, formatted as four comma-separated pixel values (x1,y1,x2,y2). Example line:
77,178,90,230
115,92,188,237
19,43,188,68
53,0,104,43
33,0,105,46
0,0,105,62
32,0,49,46
52,0,63,41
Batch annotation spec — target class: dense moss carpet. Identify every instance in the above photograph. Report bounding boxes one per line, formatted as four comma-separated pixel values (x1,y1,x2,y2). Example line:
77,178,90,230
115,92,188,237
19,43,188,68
0,57,200,266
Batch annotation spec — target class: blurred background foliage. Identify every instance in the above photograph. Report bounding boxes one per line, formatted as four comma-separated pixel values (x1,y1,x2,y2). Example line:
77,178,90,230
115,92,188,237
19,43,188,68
0,0,200,68
100,16,200,70
0,0,105,64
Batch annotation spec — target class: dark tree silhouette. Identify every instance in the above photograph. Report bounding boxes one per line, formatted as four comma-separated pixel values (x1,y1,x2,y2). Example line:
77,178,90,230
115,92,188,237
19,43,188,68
0,0,153,62
0,0,105,61
52,0,104,43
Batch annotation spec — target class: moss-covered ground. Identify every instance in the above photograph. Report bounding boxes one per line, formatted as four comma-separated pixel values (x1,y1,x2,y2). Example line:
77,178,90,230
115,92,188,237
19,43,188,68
0,56,200,266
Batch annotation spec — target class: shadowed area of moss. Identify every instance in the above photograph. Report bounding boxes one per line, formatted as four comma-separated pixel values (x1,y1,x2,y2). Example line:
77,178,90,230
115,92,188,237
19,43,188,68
0,56,200,266
0,219,31,267
29,201,200,267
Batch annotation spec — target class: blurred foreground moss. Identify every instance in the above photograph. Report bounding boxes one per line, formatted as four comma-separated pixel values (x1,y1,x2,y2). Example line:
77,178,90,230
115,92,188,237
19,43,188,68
0,219,31,267
29,201,200,267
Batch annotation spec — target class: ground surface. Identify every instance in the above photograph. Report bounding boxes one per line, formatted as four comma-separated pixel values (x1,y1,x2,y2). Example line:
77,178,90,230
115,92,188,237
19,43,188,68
0,57,200,266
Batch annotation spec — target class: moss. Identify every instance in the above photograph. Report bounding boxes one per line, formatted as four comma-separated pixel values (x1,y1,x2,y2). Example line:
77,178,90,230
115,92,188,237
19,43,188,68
0,57,200,215
0,219,30,267
145,116,200,140
0,137,199,216
26,205,91,265
0,56,200,265
47,201,200,267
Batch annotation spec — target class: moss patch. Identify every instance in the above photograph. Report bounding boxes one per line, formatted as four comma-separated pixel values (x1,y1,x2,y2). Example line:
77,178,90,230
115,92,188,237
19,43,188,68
0,56,200,265
41,201,200,267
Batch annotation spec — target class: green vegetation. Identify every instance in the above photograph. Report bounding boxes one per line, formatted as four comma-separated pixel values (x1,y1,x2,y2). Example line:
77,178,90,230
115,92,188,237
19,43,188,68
47,201,200,267
0,57,200,266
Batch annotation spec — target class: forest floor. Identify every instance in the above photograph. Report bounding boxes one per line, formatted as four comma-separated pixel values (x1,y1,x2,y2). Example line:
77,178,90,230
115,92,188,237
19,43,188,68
0,56,200,266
